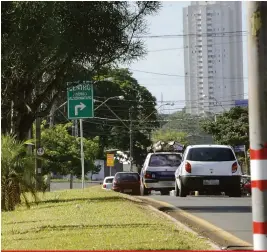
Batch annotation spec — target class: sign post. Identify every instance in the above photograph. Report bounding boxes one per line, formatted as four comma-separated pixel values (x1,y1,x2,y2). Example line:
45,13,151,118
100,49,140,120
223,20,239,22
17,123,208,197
67,81,94,189
107,154,114,176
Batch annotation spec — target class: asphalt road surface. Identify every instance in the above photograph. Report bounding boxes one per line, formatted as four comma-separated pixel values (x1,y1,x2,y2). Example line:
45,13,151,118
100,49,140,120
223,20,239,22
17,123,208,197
148,193,252,244
50,181,101,191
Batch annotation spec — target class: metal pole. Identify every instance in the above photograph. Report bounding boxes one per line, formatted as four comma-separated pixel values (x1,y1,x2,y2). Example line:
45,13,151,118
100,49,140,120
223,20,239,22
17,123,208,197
75,120,78,137
247,2,267,250
129,108,133,171
80,119,85,189
109,166,111,176
35,104,43,191
244,146,249,175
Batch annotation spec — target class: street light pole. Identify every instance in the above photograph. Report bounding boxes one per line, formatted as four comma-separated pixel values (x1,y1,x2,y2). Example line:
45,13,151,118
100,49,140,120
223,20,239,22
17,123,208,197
129,108,133,171
247,2,267,250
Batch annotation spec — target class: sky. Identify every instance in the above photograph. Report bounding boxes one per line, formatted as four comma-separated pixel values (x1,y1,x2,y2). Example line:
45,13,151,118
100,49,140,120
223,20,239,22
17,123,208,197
125,1,248,114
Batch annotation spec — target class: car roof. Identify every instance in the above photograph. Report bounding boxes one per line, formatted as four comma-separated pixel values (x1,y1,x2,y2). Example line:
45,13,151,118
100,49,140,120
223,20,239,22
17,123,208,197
115,172,139,174
150,152,182,155
187,144,232,149
104,176,114,180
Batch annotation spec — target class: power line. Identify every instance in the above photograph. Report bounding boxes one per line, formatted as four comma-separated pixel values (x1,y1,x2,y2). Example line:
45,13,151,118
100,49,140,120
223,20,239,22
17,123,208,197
130,69,247,80
147,39,247,53
134,30,248,39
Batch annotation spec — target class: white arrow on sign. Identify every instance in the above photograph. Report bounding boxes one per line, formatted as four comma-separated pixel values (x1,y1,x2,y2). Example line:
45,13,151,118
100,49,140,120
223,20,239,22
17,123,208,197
75,102,86,115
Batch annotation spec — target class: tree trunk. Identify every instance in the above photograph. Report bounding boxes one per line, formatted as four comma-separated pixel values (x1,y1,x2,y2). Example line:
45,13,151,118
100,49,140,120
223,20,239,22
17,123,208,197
70,173,73,189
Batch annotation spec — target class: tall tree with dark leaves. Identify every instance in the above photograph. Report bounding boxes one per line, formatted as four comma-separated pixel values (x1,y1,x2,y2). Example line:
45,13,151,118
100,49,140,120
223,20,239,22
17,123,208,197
1,1,161,140
200,107,249,148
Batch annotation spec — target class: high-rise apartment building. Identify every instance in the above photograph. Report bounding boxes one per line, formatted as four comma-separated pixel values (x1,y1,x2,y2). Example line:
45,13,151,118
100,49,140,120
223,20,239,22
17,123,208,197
183,1,244,115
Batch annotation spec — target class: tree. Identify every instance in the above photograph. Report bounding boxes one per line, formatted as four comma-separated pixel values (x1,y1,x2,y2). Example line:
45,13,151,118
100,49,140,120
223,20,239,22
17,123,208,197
200,107,249,147
151,130,189,145
161,111,212,144
78,68,159,168
1,134,38,211
40,122,100,177
1,1,161,140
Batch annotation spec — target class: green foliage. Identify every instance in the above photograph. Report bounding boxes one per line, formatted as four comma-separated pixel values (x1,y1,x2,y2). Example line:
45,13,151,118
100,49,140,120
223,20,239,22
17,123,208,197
161,111,212,144
200,107,249,147
80,68,159,167
1,134,38,211
151,130,189,145
1,1,161,140
40,122,100,177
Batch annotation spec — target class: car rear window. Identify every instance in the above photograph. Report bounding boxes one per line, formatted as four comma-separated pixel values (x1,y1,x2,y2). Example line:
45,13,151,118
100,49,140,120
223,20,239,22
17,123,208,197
105,178,113,183
187,147,236,162
148,154,181,167
115,173,139,182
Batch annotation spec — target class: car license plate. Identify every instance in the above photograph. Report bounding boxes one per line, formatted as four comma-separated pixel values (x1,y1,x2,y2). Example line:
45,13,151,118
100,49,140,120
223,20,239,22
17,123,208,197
203,180,219,185
161,172,172,175
124,189,132,193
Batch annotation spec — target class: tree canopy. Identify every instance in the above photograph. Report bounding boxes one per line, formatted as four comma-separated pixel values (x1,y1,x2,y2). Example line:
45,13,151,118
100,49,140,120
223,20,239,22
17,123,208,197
151,130,189,146
200,106,249,148
1,1,161,140
40,122,100,177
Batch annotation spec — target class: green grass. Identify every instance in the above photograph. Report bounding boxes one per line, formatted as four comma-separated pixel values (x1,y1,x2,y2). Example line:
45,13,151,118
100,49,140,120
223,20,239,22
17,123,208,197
2,186,211,250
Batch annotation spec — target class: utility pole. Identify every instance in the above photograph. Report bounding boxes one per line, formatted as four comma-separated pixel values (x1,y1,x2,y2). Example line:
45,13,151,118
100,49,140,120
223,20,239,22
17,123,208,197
247,2,267,250
75,120,78,137
35,107,42,190
129,108,133,172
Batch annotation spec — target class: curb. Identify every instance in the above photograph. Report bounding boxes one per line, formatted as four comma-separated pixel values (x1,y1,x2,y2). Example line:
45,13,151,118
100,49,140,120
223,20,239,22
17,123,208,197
146,204,221,250
136,196,253,250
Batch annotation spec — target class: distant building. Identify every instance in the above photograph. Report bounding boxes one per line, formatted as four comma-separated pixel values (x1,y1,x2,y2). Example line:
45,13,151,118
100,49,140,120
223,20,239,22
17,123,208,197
183,1,244,115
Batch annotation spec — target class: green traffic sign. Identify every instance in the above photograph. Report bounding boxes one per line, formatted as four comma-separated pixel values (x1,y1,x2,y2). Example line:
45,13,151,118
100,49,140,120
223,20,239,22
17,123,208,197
67,81,94,119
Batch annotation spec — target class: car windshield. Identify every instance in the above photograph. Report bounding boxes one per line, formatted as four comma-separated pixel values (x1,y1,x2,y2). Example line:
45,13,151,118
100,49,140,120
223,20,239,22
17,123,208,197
148,154,181,167
115,173,139,182
187,147,236,162
105,178,113,183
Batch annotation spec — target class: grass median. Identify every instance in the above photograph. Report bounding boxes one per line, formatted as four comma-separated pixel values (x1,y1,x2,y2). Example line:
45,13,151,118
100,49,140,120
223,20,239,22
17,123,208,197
2,186,212,250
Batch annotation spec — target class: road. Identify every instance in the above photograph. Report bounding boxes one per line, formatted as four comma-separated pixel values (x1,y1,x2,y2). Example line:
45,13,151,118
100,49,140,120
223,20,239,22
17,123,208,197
148,193,252,244
50,181,101,191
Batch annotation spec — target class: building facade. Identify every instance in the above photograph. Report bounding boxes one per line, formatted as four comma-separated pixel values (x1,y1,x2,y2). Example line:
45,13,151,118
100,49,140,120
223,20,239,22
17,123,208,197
183,1,244,115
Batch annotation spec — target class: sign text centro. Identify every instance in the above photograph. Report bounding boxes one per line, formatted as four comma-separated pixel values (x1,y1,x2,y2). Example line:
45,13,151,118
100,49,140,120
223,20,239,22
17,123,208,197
67,81,94,119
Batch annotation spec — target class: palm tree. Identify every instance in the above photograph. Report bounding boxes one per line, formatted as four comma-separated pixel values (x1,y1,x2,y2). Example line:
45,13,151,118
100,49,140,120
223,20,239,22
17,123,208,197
1,134,39,211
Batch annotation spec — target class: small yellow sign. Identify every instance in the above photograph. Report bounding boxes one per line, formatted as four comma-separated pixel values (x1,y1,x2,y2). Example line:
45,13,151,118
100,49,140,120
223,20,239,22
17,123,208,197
107,154,114,167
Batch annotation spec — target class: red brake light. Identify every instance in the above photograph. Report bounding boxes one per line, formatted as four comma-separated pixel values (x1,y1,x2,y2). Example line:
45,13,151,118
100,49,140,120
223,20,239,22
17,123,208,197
103,184,106,188
232,162,238,173
144,171,152,178
185,162,191,173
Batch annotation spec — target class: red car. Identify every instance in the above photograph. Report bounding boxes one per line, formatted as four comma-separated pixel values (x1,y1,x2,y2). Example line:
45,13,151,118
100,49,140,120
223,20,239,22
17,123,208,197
241,176,251,195
112,172,140,195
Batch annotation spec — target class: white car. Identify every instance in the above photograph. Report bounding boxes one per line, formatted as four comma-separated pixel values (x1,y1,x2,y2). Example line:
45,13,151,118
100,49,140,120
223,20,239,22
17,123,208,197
102,176,114,190
140,152,182,196
174,145,242,197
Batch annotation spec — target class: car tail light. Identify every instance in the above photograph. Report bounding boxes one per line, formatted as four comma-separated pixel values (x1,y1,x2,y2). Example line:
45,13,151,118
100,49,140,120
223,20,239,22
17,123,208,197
103,184,106,188
185,162,191,173
232,162,238,173
144,171,152,178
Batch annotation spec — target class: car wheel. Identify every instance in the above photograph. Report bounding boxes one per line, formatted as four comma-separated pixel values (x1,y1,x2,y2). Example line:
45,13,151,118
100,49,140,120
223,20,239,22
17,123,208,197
160,190,169,195
175,180,179,197
179,179,188,197
140,181,148,196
